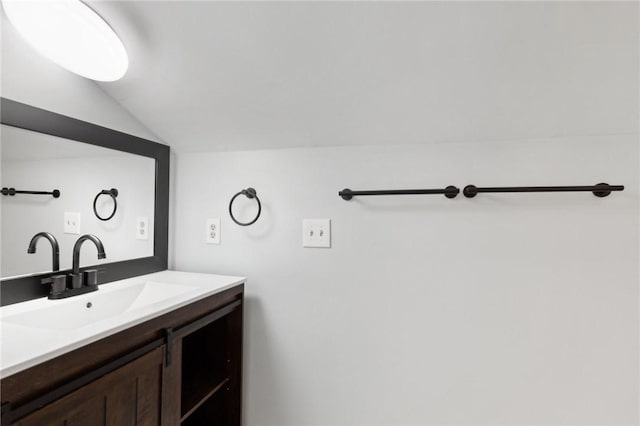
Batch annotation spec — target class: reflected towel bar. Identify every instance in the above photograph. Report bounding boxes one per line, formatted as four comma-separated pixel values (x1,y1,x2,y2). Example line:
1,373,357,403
1,187,60,198
339,186,459,200
93,188,118,221
463,183,624,198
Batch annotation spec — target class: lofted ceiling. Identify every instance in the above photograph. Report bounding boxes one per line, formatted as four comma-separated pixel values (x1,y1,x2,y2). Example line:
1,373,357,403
90,1,638,153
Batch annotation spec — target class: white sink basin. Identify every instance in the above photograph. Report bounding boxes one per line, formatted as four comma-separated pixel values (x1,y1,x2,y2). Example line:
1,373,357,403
2,281,196,331
1,270,245,378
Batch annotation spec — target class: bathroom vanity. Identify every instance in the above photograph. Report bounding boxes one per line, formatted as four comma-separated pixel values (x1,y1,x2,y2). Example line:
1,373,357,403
0,271,245,425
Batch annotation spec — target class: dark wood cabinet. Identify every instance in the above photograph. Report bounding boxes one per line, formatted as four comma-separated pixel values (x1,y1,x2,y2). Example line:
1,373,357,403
13,347,163,426
1,284,243,426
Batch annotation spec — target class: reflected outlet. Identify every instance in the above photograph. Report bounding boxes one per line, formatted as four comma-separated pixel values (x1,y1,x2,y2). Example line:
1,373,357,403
137,216,149,240
64,212,81,234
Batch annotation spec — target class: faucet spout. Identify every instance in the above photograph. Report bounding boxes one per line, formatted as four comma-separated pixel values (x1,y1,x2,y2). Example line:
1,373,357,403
27,232,60,271
72,234,106,275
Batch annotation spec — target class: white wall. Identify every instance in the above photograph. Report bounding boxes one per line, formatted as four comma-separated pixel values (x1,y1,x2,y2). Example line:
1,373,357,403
168,3,639,424
173,135,638,425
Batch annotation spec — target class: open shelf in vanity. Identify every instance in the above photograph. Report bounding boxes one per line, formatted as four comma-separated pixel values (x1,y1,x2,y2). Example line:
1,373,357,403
179,305,242,425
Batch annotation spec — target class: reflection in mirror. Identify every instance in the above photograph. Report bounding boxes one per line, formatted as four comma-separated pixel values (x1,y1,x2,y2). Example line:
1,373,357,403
1,124,155,279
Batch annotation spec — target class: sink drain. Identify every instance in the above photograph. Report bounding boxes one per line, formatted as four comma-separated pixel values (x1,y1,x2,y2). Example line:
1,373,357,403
86,302,93,308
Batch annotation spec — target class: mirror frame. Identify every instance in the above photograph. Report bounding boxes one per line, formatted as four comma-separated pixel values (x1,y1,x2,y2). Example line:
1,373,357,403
0,98,170,306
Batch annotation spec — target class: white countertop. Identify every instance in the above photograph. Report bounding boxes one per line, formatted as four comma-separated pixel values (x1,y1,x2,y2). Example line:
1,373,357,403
0,270,245,378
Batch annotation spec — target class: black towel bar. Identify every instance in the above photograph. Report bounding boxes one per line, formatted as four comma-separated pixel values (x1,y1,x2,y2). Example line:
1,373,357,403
339,186,459,200
1,187,60,198
463,183,624,198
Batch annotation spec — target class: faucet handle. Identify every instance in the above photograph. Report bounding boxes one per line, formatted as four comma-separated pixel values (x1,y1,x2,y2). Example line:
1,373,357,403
41,274,67,295
69,273,83,289
83,269,98,286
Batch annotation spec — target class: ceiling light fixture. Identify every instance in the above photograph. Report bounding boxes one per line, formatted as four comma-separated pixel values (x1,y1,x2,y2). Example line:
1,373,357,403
2,0,128,82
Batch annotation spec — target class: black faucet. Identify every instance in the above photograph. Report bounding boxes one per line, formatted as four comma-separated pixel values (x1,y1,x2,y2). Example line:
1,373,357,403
68,234,106,289
38,234,106,299
72,234,106,275
27,232,60,272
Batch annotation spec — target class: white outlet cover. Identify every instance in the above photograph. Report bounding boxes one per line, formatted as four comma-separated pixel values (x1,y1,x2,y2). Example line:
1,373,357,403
206,218,221,244
303,219,331,248
64,212,81,234
136,216,149,240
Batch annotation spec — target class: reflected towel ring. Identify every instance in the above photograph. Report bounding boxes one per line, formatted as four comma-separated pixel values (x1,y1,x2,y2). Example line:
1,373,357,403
93,188,118,221
229,187,261,226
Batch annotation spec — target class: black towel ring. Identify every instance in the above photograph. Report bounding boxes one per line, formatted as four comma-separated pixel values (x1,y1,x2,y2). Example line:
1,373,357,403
93,188,119,221
229,187,261,226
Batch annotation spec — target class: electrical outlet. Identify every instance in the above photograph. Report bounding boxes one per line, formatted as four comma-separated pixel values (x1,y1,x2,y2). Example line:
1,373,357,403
303,219,331,248
137,216,149,240
206,218,221,244
64,212,80,234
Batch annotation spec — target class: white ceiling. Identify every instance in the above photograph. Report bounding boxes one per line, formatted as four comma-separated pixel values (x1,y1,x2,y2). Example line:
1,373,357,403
91,1,638,153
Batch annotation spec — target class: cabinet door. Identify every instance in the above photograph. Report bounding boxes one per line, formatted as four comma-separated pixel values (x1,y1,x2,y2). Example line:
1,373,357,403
13,347,164,426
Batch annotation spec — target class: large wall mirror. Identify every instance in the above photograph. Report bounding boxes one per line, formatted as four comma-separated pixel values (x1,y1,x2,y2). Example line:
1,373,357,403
0,98,169,306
